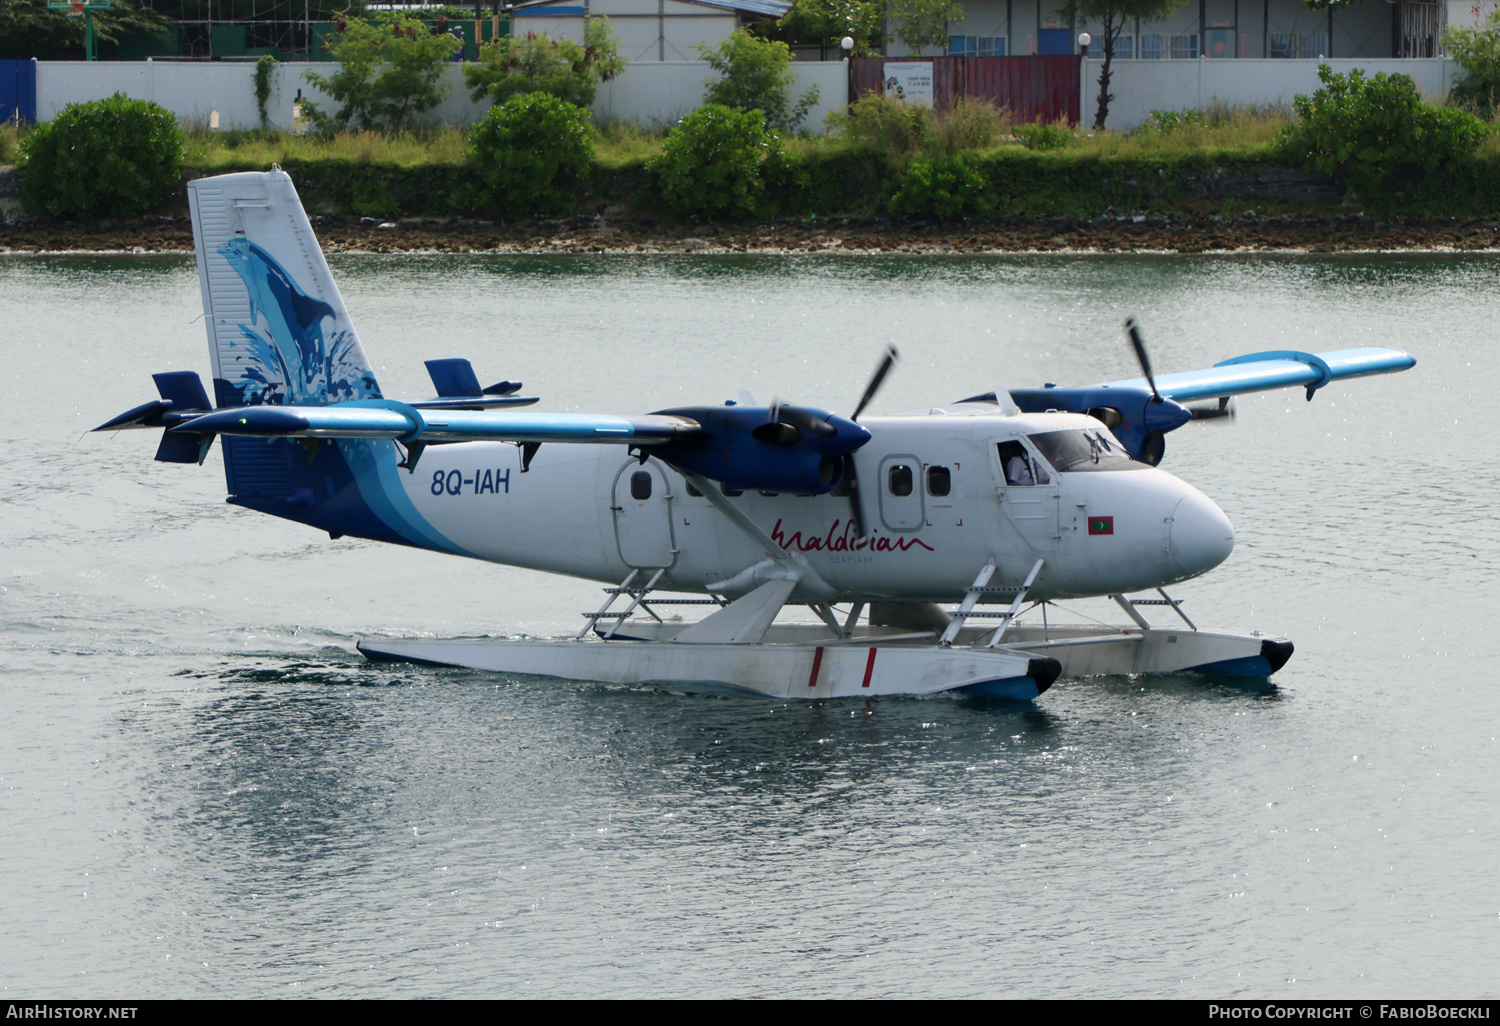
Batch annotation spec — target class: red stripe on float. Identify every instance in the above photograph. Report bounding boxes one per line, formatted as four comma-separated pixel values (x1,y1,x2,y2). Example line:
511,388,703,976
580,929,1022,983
862,647,878,688
808,646,824,687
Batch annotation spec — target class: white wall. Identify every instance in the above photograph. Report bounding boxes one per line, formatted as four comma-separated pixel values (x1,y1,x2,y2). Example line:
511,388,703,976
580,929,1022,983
37,61,267,129
40,56,1455,136
595,59,846,130
1081,56,1458,131
34,59,850,134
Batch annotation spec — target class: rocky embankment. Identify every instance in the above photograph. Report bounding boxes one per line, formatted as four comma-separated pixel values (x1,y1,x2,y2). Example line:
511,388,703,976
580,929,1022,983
5,210,1500,255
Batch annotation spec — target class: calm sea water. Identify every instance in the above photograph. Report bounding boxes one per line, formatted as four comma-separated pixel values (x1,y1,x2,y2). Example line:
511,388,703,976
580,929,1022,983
2,251,1497,998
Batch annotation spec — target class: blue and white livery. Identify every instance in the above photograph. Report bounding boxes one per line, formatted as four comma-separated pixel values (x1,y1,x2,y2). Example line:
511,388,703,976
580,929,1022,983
96,170,1417,699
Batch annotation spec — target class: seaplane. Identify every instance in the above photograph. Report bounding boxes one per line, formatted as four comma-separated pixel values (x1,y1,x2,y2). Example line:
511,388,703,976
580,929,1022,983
95,169,1416,701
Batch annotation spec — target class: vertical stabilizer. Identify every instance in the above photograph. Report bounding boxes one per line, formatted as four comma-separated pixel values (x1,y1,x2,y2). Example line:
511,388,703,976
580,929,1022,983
188,170,381,408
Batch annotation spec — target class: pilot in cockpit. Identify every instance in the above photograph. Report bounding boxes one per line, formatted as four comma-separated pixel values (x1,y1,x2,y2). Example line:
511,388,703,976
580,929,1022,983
998,440,1037,486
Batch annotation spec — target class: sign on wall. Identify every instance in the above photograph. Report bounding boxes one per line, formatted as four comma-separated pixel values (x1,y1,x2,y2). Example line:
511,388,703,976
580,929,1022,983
882,62,933,107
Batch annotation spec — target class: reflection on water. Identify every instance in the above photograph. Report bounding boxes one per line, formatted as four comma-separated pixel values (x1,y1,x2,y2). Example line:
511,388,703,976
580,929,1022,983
2,252,1499,997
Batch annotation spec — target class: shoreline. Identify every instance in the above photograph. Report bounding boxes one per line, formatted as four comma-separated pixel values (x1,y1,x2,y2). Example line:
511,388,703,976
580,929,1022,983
5,213,1500,255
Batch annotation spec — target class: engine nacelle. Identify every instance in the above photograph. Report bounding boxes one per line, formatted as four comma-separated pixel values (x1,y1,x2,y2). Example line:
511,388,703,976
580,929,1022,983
1007,385,1192,465
649,404,871,493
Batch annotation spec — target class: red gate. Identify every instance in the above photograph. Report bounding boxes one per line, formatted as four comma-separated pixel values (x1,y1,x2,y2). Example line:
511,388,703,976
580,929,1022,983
848,56,1081,124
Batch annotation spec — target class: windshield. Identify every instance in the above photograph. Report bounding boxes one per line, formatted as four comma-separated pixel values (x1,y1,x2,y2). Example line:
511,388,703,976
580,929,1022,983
1027,429,1147,473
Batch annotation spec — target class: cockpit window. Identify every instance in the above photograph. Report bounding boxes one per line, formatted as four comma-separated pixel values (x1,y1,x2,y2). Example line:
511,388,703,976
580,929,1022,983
997,441,1048,486
1027,429,1147,473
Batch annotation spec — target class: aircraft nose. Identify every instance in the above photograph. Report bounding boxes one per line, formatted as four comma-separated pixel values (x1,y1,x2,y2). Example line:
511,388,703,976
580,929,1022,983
1169,491,1235,578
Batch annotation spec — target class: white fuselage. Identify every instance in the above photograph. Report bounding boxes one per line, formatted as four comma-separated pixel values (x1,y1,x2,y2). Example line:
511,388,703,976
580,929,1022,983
397,410,1235,603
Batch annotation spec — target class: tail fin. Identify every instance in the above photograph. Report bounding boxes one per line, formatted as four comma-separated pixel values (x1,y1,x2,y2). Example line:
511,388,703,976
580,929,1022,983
187,169,381,408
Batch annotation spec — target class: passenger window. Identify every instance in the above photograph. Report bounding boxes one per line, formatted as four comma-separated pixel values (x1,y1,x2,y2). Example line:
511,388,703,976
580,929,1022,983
685,480,703,497
721,484,743,498
888,464,913,497
926,466,951,497
630,471,652,500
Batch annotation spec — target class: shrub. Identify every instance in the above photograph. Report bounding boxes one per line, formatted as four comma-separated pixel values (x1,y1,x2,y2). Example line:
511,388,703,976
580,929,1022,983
1014,121,1078,151
698,29,819,134
931,96,1009,156
1134,108,1207,135
464,18,625,109
1445,10,1500,114
19,93,182,219
827,92,932,157
652,104,778,218
1277,64,1487,200
466,92,595,216
301,13,459,133
829,94,1008,164
889,153,992,219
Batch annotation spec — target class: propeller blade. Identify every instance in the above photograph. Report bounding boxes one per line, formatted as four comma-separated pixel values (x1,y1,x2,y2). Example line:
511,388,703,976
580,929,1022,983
840,455,868,540
1125,317,1162,404
1187,397,1236,422
851,345,899,422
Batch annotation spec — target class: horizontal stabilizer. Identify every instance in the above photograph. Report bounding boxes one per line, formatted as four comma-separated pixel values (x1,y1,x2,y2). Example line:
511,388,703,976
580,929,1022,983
155,430,209,464
418,359,533,409
176,403,702,445
153,370,212,410
93,372,213,433
94,399,175,432
1099,347,1416,403
425,358,484,398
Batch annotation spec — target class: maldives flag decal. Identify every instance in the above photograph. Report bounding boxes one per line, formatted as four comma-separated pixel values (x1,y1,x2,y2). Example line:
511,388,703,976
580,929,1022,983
1088,516,1114,535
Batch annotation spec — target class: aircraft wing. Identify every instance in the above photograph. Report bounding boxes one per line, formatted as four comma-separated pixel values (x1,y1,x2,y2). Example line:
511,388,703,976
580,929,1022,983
178,405,702,444
1099,347,1417,402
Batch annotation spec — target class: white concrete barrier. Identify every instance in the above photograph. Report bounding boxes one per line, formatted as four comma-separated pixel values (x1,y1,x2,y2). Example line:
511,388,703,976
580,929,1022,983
1081,57,1458,132
596,59,847,131
34,58,851,134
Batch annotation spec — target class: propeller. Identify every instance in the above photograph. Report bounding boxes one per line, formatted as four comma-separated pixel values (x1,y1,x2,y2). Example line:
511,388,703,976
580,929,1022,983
852,345,899,423
1125,316,1163,404
844,345,900,539
1129,320,1236,424
754,399,839,446
1187,396,1237,422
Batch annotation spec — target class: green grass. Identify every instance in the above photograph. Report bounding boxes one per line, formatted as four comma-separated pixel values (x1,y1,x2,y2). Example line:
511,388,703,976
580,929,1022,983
182,125,473,170
0,122,25,165
593,119,667,169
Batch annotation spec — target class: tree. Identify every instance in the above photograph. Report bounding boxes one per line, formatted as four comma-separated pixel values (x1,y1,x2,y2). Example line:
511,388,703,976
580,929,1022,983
463,17,626,109
1444,8,1500,112
698,28,820,133
1061,0,1188,129
301,13,459,133
762,0,884,57
0,0,170,59
888,0,964,55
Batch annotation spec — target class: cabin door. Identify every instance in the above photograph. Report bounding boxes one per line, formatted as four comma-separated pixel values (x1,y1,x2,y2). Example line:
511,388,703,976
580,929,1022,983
610,459,678,569
995,441,1060,553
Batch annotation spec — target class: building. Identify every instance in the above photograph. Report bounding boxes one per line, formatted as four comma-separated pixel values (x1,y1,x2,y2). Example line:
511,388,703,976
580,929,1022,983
510,0,792,62
881,0,1499,61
